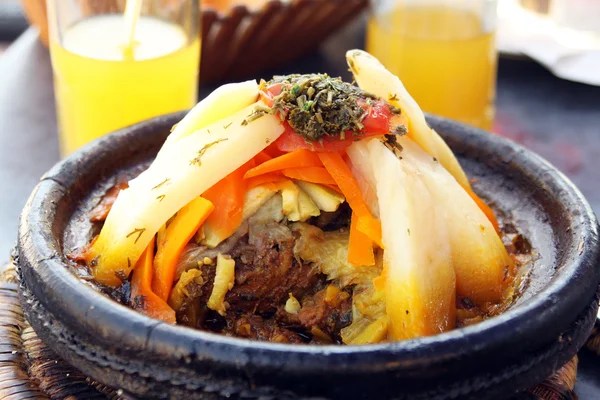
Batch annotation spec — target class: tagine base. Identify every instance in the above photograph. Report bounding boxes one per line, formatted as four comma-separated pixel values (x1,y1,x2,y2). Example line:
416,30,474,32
0,261,583,400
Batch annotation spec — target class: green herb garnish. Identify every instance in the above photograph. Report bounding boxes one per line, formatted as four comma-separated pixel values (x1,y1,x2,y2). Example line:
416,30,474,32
126,228,146,244
267,74,377,142
190,139,228,167
151,178,170,191
383,133,404,158
241,104,270,126
394,125,408,135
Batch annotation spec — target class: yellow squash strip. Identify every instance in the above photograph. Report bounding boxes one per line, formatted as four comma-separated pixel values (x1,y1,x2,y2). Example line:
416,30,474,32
358,138,457,340
393,136,515,305
157,223,167,246
160,80,259,150
346,49,470,189
153,197,214,301
207,253,236,316
87,102,284,286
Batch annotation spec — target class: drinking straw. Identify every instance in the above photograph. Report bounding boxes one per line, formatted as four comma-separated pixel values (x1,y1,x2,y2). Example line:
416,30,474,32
123,0,143,57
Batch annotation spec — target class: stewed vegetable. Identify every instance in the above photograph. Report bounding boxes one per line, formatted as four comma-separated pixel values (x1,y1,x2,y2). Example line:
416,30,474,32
72,50,529,344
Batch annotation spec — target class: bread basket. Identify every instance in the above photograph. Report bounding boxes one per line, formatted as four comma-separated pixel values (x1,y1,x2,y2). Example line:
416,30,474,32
19,0,368,83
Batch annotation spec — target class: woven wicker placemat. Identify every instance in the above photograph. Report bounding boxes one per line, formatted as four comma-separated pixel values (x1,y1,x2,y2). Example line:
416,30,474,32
0,261,588,400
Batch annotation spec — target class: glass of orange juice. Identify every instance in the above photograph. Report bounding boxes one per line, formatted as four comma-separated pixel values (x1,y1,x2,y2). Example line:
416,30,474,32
47,0,201,156
367,0,498,130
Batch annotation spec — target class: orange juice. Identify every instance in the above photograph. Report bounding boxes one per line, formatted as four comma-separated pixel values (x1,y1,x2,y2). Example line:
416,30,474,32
367,6,497,130
50,15,200,155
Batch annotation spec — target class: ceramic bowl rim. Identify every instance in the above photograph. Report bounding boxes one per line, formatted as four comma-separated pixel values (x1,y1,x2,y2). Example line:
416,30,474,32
18,112,600,373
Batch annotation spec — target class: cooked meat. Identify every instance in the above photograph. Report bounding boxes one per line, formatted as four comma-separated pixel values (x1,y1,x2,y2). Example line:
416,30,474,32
89,181,129,222
168,218,353,343
177,299,203,329
226,230,320,315
175,221,250,280
296,287,353,338
273,284,353,343
311,202,351,231
179,227,319,312
228,315,306,344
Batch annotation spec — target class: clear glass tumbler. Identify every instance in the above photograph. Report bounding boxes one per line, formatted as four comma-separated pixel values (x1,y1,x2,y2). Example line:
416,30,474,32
47,0,201,156
367,0,498,131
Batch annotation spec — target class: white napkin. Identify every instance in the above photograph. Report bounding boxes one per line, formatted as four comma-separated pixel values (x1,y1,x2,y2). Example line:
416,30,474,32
497,0,600,86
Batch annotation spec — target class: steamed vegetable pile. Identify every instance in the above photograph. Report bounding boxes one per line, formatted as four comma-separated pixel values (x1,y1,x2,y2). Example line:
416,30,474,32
76,50,521,344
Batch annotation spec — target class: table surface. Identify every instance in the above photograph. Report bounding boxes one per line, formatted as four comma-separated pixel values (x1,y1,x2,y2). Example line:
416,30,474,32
1,20,600,398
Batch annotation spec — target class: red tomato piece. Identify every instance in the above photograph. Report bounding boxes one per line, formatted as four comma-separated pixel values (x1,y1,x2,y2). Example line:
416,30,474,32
360,99,393,134
267,83,283,97
259,83,283,108
274,100,395,153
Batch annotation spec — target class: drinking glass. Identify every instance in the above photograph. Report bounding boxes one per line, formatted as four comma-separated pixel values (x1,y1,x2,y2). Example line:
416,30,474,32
367,0,498,130
47,0,201,156
520,0,549,15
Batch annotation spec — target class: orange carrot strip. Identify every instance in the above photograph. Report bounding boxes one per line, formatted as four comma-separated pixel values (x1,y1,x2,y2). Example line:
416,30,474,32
348,213,375,266
246,172,287,189
152,197,214,300
356,216,383,249
203,161,253,244
244,149,323,179
282,167,336,185
318,152,383,248
130,238,176,324
462,186,500,234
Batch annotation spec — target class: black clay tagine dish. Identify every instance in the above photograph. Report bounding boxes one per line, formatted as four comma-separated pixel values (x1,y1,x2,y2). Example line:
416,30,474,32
16,51,600,399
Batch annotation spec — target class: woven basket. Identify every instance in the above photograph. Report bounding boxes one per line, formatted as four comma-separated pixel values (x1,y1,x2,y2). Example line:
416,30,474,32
19,0,368,83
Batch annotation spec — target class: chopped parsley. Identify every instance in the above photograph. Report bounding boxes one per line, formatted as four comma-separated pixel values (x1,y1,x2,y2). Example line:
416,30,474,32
267,74,379,142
